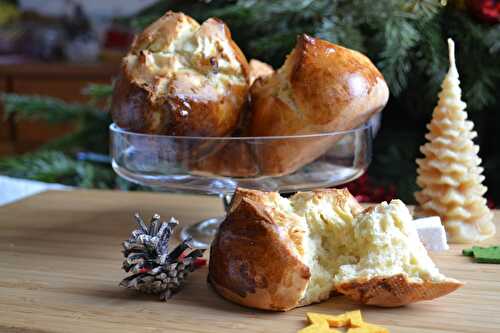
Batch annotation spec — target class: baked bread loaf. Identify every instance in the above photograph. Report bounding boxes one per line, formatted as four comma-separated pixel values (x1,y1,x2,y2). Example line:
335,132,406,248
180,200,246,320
246,34,389,175
193,36,389,177
208,188,462,311
111,11,249,137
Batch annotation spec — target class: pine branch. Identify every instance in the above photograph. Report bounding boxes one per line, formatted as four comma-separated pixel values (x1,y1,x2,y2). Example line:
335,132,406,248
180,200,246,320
403,0,442,19
2,93,111,153
83,83,113,106
1,0,498,201
0,150,147,190
442,9,500,111
2,94,99,123
0,150,111,187
484,25,500,53
376,18,419,95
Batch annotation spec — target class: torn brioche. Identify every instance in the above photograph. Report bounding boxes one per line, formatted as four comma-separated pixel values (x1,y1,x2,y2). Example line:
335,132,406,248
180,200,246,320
111,11,249,136
208,188,462,311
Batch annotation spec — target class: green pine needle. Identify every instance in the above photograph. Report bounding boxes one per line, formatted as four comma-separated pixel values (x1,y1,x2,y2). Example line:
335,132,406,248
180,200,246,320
83,83,114,105
0,150,111,188
2,94,99,123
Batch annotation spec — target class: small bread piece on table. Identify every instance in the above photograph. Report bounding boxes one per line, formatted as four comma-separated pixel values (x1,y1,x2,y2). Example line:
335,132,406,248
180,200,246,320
208,188,463,311
111,11,249,137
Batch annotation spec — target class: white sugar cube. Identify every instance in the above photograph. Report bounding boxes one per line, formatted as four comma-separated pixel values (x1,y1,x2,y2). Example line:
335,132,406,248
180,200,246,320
414,216,449,252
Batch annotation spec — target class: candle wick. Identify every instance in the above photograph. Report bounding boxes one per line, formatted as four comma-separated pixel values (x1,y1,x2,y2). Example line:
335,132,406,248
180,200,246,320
447,38,456,70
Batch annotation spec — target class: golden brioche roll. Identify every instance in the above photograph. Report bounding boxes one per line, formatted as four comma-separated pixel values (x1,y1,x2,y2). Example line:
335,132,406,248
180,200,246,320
111,11,249,137
208,188,463,311
247,34,389,175
192,37,389,177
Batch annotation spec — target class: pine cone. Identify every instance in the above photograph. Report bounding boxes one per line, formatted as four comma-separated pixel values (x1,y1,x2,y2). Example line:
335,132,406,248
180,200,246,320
120,213,206,300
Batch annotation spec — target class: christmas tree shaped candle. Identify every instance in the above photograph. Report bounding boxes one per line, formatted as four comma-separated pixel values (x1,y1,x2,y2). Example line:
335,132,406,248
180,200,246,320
415,38,495,243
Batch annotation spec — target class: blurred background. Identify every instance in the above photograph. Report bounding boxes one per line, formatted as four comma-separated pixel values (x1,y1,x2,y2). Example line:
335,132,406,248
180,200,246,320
0,0,499,205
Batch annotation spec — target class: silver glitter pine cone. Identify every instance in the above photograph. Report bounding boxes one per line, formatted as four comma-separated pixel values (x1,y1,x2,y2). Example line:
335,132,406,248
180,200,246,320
120,213,206,300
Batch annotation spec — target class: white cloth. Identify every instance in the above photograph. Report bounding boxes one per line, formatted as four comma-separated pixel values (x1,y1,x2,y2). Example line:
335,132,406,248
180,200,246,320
0,176,70,206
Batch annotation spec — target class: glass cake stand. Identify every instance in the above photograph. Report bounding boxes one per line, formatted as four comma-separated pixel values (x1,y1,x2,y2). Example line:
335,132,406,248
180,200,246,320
110,123,373,248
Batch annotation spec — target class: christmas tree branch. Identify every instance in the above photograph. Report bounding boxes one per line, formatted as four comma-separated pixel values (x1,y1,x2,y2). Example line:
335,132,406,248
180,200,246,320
2,94,100,123
0,150,111,187
82,83,114,106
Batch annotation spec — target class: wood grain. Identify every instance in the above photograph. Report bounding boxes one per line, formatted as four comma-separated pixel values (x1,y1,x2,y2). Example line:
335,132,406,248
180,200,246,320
0,190,499,333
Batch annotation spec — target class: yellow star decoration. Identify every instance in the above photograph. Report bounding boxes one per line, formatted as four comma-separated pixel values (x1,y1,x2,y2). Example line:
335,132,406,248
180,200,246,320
298,310,389,333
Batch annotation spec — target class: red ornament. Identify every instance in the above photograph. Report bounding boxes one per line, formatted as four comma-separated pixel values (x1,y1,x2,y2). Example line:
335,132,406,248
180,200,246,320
466,0,500,23
193,258,207,268
487,197,496,209
341,174,396,203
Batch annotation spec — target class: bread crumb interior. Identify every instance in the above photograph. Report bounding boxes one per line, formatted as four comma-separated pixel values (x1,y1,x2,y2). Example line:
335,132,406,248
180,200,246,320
124,15,246,99
267,193,447,305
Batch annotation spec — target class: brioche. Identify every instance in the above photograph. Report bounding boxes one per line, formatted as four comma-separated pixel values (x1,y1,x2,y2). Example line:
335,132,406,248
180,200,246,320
193,36,389,177
111,11,249,137
247,34,389,175
208,188,462,311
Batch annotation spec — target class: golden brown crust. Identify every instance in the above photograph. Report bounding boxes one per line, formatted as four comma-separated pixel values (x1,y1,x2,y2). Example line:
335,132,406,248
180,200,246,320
111,11,249,137
247,34,389,175
208,188,310,311
335,274,464,307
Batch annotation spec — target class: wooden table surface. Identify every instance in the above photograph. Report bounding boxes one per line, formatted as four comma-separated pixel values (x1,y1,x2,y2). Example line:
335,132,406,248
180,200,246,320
1,190,499,333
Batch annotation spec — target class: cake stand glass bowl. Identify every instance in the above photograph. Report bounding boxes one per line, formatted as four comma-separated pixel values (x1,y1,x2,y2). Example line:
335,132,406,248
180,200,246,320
110,122,373,248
